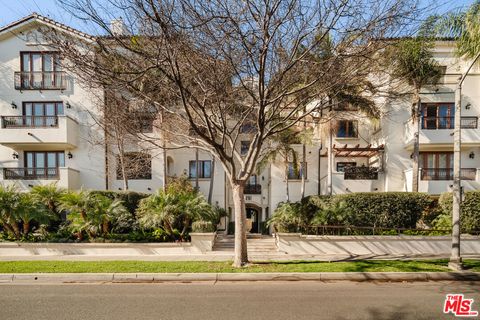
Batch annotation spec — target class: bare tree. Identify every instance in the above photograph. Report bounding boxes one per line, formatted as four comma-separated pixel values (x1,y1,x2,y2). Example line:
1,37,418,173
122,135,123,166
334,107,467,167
48,0,422,267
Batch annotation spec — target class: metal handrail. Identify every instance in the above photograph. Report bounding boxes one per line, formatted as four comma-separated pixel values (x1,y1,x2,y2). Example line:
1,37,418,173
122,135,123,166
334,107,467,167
3,167,60,180
1,116,59,128
14,71,67,90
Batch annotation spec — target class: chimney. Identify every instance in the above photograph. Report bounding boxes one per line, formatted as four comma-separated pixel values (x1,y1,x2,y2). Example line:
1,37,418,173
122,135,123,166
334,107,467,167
110,18,128,36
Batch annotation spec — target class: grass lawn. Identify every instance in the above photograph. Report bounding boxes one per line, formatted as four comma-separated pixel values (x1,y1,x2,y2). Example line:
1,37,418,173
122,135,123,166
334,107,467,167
0,259,478,273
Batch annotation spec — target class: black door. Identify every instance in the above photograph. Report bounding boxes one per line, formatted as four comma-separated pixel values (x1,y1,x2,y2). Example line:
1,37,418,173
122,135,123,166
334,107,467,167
246,207,259,233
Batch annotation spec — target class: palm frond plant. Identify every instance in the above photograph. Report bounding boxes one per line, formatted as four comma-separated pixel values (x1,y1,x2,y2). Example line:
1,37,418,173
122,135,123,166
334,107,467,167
0,185,22,239
14,193,55,237
29,183,66,218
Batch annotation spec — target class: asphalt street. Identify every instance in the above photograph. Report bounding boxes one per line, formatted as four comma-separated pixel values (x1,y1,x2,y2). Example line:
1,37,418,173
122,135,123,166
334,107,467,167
0,281,478,320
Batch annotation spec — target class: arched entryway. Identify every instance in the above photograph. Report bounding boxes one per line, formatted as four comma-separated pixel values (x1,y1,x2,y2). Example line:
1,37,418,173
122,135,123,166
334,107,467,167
245,204,261,234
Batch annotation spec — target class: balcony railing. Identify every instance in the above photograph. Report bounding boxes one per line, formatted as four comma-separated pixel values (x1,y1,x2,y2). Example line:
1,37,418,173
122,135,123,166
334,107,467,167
244,184,262,194
3,168,60,180
420,168,476,181
14,71,67,90
344,166,379,180
421,116,478,130
1,116,59,128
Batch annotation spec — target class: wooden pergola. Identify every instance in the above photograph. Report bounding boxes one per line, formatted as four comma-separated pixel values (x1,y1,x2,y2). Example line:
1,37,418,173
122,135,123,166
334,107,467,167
323,144,385,158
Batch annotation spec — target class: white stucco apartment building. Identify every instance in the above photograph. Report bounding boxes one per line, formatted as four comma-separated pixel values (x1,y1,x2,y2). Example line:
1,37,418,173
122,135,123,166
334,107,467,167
1,14,479,233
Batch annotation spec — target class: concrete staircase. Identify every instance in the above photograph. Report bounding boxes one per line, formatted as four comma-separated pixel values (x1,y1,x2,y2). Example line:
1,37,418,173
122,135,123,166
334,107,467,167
213,234,278,254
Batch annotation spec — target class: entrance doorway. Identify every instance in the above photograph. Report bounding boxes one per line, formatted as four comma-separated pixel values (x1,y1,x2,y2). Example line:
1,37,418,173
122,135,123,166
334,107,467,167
245,207,260,233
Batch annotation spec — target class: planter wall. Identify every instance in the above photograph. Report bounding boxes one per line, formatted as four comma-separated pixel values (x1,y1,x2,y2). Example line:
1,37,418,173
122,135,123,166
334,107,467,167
276,233,480,256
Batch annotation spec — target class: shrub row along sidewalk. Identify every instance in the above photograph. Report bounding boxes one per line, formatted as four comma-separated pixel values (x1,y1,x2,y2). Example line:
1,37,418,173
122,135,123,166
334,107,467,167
0,259,479,273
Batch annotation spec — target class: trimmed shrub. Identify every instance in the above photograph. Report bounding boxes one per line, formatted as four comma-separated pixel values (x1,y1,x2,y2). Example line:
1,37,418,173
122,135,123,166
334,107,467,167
192,221,216,233
270,192,435,233
437,191,480,232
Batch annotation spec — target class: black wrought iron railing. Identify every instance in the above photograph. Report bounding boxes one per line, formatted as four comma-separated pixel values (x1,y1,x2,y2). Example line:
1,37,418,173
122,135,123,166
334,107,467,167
14,71,67,90
421,116,478,129
3,168,60,180
244,184,262,194
420,168,476,181
344,166,379,180
1,116,59,128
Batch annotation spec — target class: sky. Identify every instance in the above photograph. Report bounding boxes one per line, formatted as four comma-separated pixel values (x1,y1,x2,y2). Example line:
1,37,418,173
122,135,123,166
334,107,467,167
0,0,477,34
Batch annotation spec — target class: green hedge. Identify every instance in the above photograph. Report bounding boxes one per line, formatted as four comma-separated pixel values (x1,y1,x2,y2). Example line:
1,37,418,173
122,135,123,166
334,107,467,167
89,190,149,215
270,192,435,233
438,191,480,232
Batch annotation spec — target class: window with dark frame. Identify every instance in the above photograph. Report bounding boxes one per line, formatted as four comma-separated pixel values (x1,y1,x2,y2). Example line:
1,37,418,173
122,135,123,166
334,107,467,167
421,103,454,130
420,152,453,180
287,162,307,180
240,141,250,156
336,120,358,138
336,162,357,172
189,160,212,179
19,52,63,89
116,152,152,180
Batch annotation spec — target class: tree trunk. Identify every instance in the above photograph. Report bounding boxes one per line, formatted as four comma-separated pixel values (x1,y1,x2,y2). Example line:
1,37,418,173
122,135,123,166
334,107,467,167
327,123,333,195
102,219,109,236
11,221,21,240
412,93,421,192
23,221,30,235
208,156,215,204
285,158,290,202
231,183,248,267
301,143,306,198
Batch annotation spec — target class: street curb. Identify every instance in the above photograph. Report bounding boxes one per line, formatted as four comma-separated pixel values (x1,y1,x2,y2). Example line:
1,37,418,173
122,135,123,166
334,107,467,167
0,272,479,283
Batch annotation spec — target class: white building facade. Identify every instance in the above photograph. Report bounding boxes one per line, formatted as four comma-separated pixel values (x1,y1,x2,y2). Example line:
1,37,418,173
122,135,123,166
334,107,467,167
1,15,479,234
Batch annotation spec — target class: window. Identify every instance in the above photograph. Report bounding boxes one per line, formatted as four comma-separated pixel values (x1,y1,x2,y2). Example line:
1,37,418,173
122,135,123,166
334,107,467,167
240,141,250,156
22,102,64,127
336,120,358,138
23,151,65,179
116,152,152,180
336,162,357,172
19,52,63,89
132,112,155,133
420,152,453,180
287,162,307,180
421,103,454,129
240,122,256,133
189,160,212,179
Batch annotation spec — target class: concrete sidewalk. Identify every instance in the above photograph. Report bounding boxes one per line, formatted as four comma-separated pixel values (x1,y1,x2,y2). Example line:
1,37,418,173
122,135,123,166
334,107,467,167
1,271,480,283
1,253,479,261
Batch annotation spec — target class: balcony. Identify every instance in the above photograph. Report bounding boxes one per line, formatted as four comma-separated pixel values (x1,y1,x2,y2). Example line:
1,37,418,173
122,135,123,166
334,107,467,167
420,168,476,181
14,71,67,90
244,184,262,194
404,116,480,148
1,167,80,190
3,167,60,180
320,171,384,194
344,166,379,180
2,116,59,128
404,168,480,194
0,116,78,149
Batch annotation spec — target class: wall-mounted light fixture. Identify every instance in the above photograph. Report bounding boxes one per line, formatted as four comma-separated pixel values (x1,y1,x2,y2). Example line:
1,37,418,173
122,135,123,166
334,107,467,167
67,151,73,159
12,152,19,159
410,153,414,159
66,102,72,109
470,151,475,159
118,188,122,191
147,187,152,191
466,103,471,110
11,101,17,109
261,176,265,181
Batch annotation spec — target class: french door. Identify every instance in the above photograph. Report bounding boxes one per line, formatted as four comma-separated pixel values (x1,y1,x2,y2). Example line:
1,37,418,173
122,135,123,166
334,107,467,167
24,151,65,179
421,152,453,180
20,52,61,88
421,103,454,129
23,102,64,127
